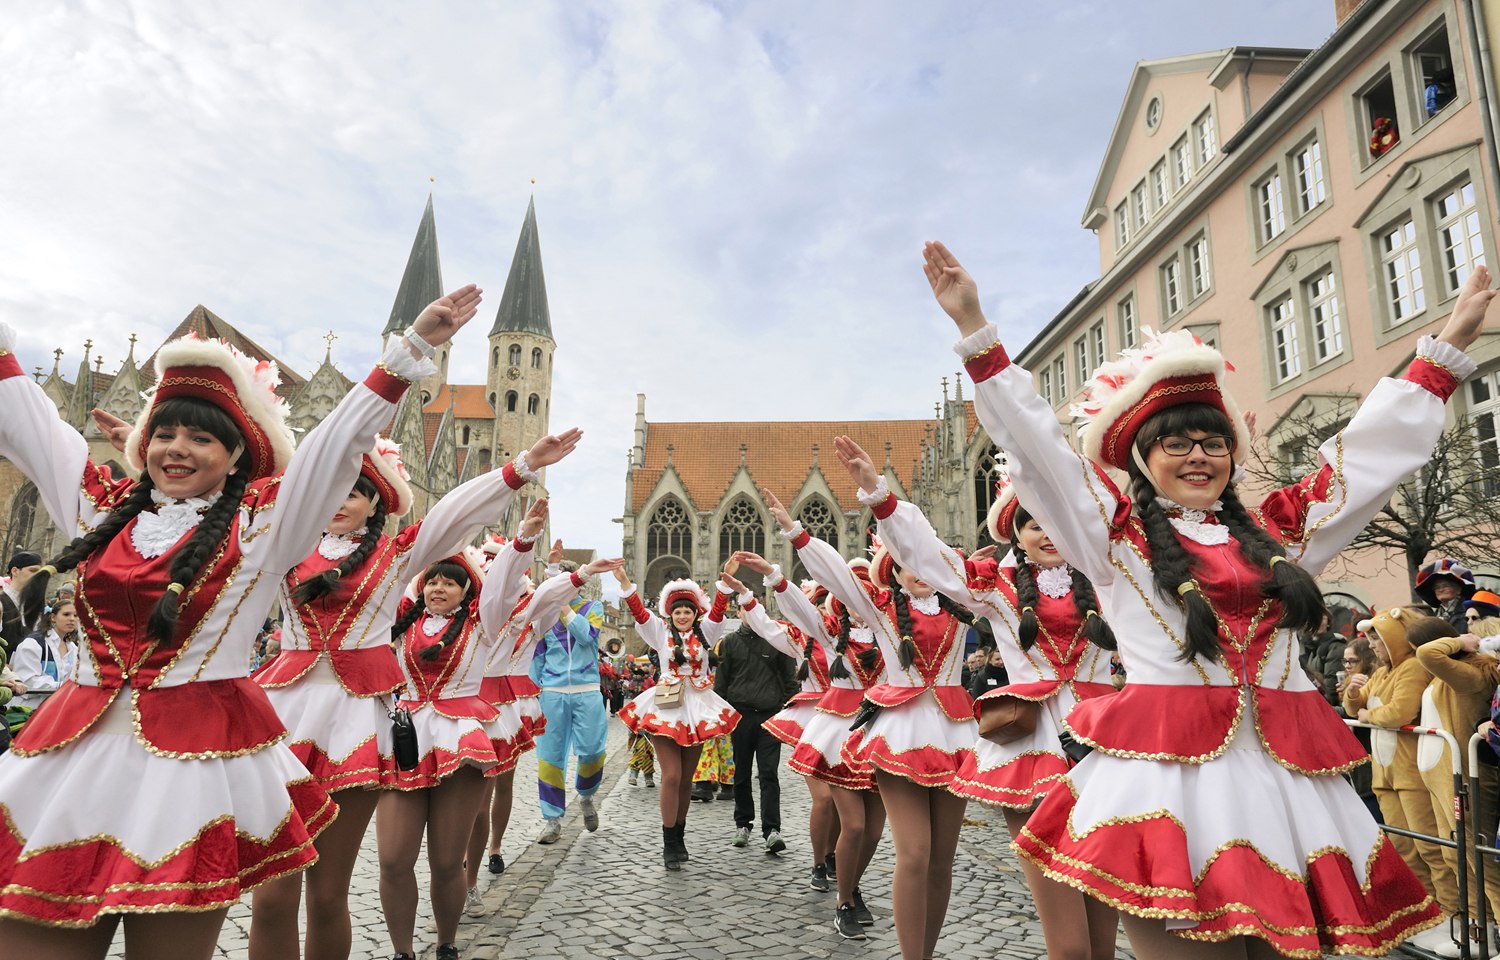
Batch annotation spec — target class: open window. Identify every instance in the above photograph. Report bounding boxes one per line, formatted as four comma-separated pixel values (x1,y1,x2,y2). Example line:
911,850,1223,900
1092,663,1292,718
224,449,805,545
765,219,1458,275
1361,71,1400,161
1413,25,1456,119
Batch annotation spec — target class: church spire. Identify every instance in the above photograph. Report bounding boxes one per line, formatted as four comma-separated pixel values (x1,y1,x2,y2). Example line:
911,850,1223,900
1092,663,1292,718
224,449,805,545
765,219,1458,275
383,194,444,337
488,196,553,341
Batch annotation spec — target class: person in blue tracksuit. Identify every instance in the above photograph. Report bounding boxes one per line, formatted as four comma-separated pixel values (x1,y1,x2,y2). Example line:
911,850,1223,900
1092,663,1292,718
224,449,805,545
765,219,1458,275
530,573,611,842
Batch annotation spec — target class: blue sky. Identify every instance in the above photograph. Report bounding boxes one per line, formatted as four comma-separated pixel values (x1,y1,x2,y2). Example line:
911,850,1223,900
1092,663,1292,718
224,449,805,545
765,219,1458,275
0,1,1337,555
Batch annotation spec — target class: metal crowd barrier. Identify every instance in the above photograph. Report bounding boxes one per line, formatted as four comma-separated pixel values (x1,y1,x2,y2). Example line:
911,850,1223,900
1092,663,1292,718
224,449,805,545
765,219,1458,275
1344,721,1473,960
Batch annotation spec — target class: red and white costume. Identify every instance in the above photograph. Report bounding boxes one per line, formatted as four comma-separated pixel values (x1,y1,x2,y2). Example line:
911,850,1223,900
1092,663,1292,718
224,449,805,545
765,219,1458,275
867,487,1113,808
256,453,534,792
478,555,590,772
740,572,833,748
957,321,1453,956
617,581,739,746
0,327,431,925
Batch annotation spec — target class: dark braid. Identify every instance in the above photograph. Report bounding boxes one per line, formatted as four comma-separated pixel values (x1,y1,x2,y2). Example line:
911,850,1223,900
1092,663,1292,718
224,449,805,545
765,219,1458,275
935,591,976,626
1130,472,1222,664
1216,484,1326,633
146,470,249,644
21,478,157,626
291,476,388,605
1069,569,1117,650
390,597,425,642
795,629,817,682
419,604,469,661
889,589,917,670
1011,561,1041,652
829,605,853,680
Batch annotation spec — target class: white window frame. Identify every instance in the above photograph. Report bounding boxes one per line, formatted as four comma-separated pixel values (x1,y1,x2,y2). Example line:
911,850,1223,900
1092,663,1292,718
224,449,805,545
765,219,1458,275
1114,203,1131,248
1052,356,1067,401
1162,256,1183,318
1434,179,1486,293
1268,295,1302,382
1172,137,1193,190
1307,270,1344,364
1188,235,1211,299
1117,295,1137,348
1380,217,1426,325
1151,162,1168,211
1039,367,1053,407
1132,182,1148,230
1294,139,1327,215
1090,321,1106,370
1073,337,1089,389
1466,368,1500,497
1257,171,1286,244
1194,110,1217,166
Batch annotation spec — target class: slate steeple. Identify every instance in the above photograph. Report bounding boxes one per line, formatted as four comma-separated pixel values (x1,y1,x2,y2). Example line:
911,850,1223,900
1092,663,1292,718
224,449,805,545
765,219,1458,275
488,196,553,341
383,194,444,337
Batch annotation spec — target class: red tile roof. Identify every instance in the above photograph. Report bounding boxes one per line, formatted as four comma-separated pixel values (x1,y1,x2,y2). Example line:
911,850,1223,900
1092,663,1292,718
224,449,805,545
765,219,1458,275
423,383,494,420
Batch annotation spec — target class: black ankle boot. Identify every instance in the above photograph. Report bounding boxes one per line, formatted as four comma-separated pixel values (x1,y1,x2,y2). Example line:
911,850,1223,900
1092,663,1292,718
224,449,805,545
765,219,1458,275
663,825,681,871
673,823,691,862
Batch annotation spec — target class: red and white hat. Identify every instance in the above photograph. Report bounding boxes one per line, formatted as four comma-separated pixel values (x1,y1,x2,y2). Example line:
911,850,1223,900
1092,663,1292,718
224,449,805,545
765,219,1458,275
986,475,1021,543
870,536,897,590
658,578,709,615
419,545,488,594
479,533,509,569
360,438,414,517
127,335,295,482
1072,327,1250,472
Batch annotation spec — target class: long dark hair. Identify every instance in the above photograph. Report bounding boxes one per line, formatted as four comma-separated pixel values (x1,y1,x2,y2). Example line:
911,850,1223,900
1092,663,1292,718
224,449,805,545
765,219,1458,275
390,559,475,661
22,397,249,644
664,600,710,668
290,474,387,605
828,601,880,680
1128,403,1326,664
886,559,974,670
1009,506,1116,652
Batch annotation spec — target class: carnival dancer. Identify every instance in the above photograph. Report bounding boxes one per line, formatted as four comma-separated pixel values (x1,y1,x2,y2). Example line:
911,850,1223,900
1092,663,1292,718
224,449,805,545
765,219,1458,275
833,437,1120,959
728,554,842,891
613,567,738,870
0,285,480,958
924,240,1496,957
461,518,622,913
759,493,895,941
246,428,579,960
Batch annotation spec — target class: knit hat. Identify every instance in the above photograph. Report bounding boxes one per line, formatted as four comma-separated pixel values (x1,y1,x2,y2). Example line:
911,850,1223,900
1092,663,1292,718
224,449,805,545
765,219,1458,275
126,335,295,482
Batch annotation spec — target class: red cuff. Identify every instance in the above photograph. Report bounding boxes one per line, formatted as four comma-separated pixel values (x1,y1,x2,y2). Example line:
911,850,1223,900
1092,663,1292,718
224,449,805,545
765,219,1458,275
625,591,650,624
364,364,411,402
962,340,1011,383
570,572,584,588
707,586,730,623
790,529,812,550
501,461,527,489
0,351,22,381
871,492,898,520
1404,356,1461,402
514,537,536,554
742,598,758,611
773,578,789,594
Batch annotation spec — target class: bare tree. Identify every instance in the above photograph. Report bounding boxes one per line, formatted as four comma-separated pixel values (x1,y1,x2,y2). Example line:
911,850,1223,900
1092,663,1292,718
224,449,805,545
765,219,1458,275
1248,398,1500,598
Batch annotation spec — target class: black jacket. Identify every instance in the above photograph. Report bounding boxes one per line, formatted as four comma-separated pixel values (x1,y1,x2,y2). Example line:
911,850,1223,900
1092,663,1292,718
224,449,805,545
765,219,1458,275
0,593,33,659
713,624,798,712
967,663,1009,700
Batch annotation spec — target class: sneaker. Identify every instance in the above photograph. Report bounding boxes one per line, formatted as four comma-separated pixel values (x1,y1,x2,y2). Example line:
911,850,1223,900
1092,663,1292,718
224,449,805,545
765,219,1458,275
463,886,484,917
580,796,600,832
536,818,562,845
851,887,874,925
628,770,638,786
732,826,751,848
834,904,866,940
436,945,460,960
486,853,505,875
644,774,656,788
764,830,787,855
824,852,837,879
809,863,830,892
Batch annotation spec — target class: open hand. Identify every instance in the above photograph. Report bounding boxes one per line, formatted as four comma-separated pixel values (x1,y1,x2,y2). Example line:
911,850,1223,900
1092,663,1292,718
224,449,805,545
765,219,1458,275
582,557,625,578
922,241,987,336
721,571,747,595
91,408,132,452
1439,264,1495,351
722,556,740,578
527,427,583,470
520,498,549,541
971,544,999,562
411,284,484,348
548,539,564,565
731,551,774,575
760,487,794,532
612,566,634,590
833,436,881,494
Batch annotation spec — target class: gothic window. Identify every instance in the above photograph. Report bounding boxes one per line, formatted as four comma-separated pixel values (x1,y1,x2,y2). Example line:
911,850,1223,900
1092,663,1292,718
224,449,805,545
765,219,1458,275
531,347,543,369
2,482,38,561
719,496,767,592
461,425,470,445
647,497,692,564
506,391,518,412
790,497,839,584
973,444,1002,545
526,394,540,415
488,392,496,410
508,344,521,366
492,347,499,369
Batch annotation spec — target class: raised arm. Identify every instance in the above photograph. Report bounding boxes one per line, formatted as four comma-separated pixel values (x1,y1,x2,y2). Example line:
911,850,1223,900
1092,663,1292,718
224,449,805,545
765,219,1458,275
1416,636,1498,695
526,558,624,630
478,499,547,636
762,486,886,632
722,566,800,660
248,285,483,572
613,566,667,655
925,242,1124,586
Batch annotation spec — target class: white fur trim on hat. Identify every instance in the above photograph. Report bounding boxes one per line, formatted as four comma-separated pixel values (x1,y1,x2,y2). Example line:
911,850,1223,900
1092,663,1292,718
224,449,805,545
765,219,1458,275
364,437,414,517
657,578,709,614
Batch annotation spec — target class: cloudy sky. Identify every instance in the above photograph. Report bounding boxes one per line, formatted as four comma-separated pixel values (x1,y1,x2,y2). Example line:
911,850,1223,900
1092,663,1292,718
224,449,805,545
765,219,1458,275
0,1,1336,555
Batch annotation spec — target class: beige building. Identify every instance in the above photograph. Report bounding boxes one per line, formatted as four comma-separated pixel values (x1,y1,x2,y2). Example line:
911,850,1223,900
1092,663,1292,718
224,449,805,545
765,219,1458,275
1016,0,1500,613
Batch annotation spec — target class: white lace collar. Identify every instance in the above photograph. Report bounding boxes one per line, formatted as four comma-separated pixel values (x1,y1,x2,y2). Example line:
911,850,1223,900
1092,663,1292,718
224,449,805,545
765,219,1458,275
318,527,368,561
849,625,875,644
1155,496,1230,546
421,613,452,636
131,488,222,559
1034,564,1073,599
906,591,941,616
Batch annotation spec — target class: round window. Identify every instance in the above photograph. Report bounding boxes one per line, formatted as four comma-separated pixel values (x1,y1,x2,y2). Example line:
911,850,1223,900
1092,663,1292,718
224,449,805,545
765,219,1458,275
1145,96,1163,133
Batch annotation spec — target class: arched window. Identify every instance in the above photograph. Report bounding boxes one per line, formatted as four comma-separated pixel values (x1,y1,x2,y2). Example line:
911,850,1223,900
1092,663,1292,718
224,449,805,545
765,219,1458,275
420,390,431,404
2,481,38,561
527,394,539,415
646,497,693,596
973,443,1001,546
508,344,522,366
505,391,518,412
488,392,496,410
491,347,499,369
719,496,766,592
461,425,471,445
531,347,543,369
790,497,839,584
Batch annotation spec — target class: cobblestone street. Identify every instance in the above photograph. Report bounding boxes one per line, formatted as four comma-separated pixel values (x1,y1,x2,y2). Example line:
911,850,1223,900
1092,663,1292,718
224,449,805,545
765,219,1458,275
110,715,1392,959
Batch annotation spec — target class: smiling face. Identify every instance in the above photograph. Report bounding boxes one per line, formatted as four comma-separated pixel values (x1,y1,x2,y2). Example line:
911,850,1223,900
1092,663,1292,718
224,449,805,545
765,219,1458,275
328,485,376,536
143,398,245,500
669,603,699,631
423,572,466,617
1014,515,1062,568
1432,579,1462,602
1135,404,1236,511
895,565,933,599
50,601,78,637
